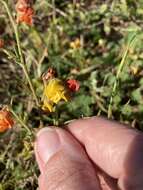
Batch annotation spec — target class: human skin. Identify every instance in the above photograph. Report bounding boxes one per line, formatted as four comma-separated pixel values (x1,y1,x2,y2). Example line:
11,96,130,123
34,117,143,190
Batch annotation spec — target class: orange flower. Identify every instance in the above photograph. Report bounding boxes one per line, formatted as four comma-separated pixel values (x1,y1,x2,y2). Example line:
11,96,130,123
16,0,34,25
0,39,4,48
0,109,14,132
67,79,80,92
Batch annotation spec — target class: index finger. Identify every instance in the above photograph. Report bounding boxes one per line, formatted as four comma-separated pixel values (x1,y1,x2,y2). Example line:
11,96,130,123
68,117,143,189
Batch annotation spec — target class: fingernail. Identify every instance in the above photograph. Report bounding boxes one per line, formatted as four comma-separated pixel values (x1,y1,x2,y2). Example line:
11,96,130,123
36,127,61,164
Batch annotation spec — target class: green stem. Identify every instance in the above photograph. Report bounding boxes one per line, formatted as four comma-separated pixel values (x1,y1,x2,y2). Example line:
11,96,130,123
0,0,39,106
10,108,32,135
0,0,24,64
52,0,56,24
22,64,39,106
108,34,137,118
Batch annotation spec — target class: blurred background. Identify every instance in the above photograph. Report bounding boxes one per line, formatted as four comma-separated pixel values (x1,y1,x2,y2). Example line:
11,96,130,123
0,0,143,189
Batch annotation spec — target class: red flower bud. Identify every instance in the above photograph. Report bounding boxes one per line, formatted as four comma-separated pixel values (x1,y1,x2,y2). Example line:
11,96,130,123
67,79,80,92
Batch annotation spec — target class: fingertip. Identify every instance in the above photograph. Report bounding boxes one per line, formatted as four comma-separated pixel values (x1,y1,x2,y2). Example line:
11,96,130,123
35,126,101,190
36,127,55,138
35,127,59,173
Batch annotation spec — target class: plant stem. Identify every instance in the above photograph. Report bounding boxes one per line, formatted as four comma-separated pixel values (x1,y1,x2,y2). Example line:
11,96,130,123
0,0,24,64
108,34,137,118
10,108,32,135
22,64,39,106
0,0,39,106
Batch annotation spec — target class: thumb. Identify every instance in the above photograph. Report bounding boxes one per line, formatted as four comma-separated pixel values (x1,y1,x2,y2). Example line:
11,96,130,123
34,127,101,190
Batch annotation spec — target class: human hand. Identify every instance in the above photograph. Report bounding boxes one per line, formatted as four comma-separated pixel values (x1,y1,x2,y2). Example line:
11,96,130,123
34,117,143,190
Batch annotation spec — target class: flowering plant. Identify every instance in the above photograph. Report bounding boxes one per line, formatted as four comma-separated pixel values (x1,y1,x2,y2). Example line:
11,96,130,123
0,0,140,189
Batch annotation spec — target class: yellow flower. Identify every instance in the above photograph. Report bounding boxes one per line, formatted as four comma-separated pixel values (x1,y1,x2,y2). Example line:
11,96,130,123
42,78,70,112
130,66,139,75
70,38,81,49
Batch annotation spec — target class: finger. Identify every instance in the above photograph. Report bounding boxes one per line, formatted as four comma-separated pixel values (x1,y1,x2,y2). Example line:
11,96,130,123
34,127,101,190
68,117,143,190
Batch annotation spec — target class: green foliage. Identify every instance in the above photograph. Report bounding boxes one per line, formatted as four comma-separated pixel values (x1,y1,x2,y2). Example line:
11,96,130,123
0,0,143,189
